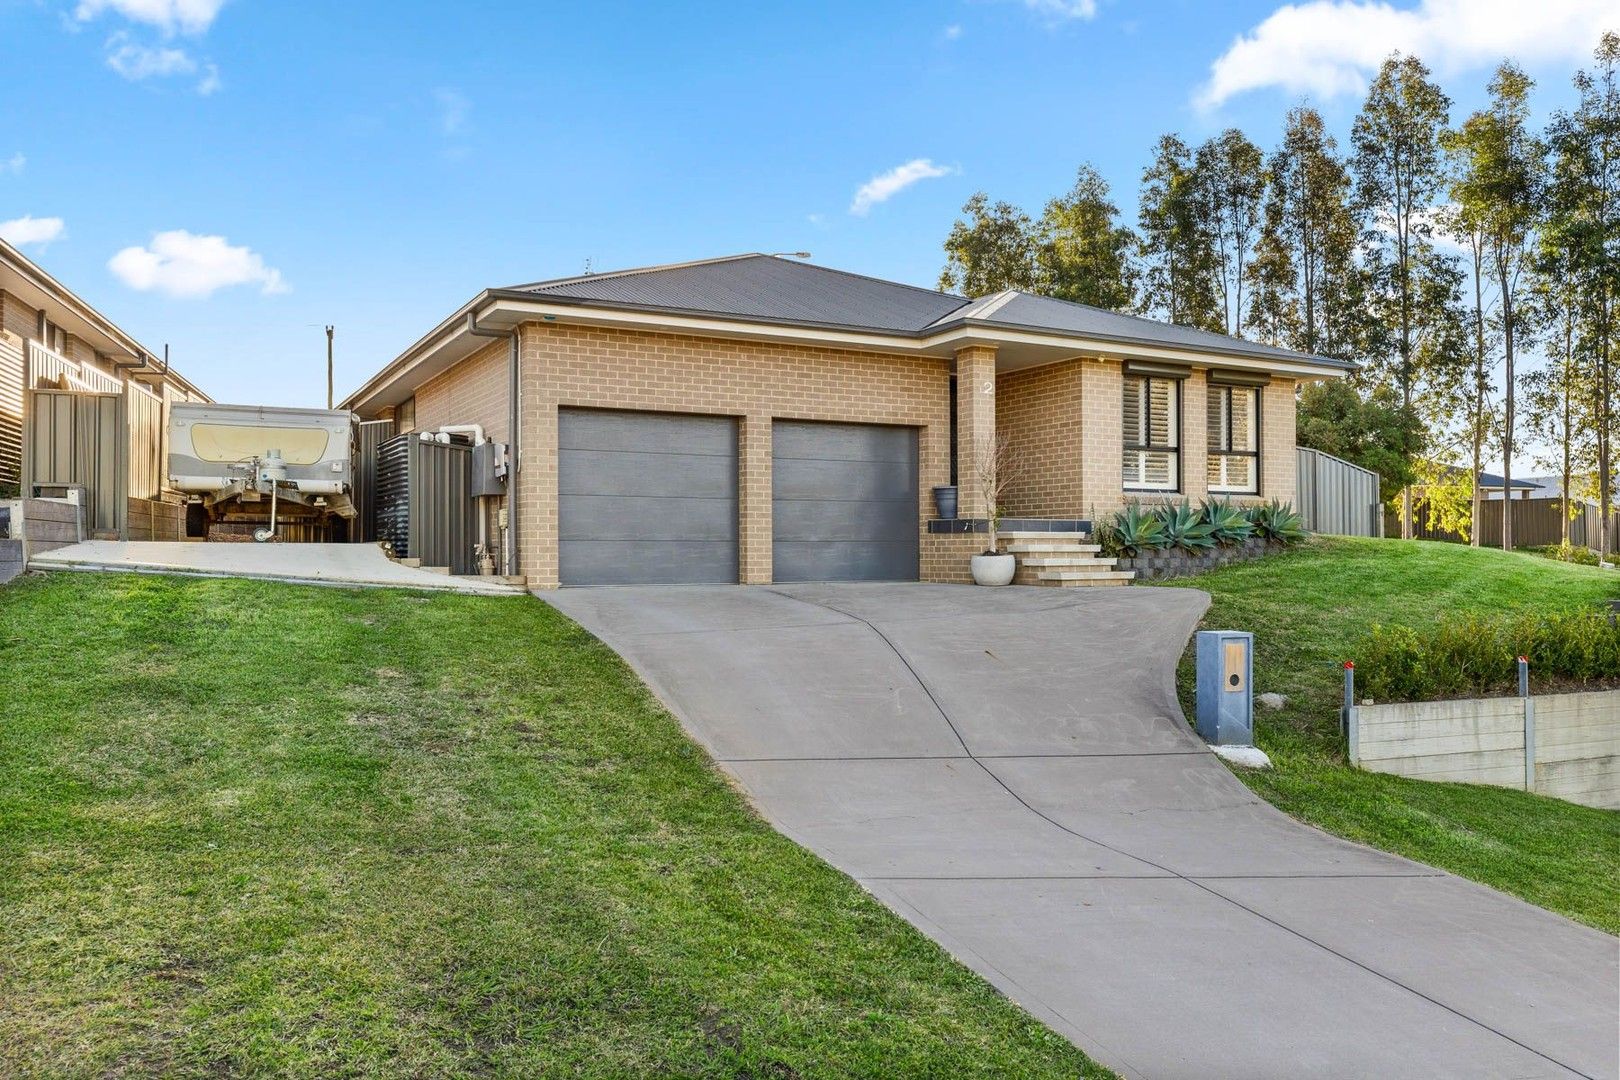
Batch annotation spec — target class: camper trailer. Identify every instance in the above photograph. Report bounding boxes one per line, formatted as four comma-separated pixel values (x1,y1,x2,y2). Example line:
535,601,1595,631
169,403,356,541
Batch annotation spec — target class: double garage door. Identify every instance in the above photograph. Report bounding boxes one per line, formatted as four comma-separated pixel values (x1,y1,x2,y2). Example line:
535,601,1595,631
558,408,918,585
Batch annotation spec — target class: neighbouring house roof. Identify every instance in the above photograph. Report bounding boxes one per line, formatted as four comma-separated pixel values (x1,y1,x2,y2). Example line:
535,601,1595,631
343,253,1352,412
0,236,209,401
1475,470,1540,491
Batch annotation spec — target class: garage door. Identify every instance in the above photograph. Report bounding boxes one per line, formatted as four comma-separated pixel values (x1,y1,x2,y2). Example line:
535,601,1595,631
558,409,738,585
772,420,919,582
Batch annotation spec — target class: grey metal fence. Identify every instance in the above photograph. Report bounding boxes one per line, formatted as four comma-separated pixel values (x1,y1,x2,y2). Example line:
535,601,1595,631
1297,447,1383,537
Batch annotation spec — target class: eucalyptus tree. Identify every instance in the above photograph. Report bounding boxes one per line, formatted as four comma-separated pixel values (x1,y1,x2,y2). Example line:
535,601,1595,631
1138,134,1221,330
1352,53,1454,537
1545,32,1619,561
1038,164,1137,310
1248,105,1367,359
939,192,1042,297
1193,129,1266,337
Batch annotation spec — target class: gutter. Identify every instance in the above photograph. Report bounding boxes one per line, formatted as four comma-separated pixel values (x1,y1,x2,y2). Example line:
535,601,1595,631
466,309,519,580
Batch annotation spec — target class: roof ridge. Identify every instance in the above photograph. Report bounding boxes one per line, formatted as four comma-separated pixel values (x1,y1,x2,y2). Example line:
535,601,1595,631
781,257,970,306
505,252,767,293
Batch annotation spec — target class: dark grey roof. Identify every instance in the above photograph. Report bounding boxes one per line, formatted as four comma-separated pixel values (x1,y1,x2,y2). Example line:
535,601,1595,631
496,253,1347,370
502,254,965,333
1476,470,1539,490
955,290,1344,367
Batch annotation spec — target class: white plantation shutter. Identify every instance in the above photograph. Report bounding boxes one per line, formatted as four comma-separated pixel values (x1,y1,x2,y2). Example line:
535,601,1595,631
1123,374,1180,492
1207,384,1259,494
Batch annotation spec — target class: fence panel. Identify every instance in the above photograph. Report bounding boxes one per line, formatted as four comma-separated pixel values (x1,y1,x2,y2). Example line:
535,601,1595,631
1296,447,1383,536
26,389,125,537
1388,498,1619,551
126,382,163,501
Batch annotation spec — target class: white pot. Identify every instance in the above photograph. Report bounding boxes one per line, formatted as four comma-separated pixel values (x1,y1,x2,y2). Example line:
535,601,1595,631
970,552,1017,586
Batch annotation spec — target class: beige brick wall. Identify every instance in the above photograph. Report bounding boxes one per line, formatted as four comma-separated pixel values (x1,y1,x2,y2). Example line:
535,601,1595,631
953,345,997,518
516,321,952,588
999,359,1298,521
920,531,984,584
997,360,1084,517
414,338,510,443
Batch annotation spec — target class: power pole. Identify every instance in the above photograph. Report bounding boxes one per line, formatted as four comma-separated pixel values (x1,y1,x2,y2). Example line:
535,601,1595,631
325,325,334,410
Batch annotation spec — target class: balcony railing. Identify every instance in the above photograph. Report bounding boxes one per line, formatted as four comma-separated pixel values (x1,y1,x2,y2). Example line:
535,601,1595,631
28,340,124,395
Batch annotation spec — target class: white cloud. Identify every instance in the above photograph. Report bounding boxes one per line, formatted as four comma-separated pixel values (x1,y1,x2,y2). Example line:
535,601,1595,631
850,158,956,215
435,88,469,136
105,34,195,79
2,153,24,176
75,0,226,35
108,230,287,298
943,23,964,39
1019,0,1097,19
196,62,220,95
1198,0,1617,109
0,216,66,248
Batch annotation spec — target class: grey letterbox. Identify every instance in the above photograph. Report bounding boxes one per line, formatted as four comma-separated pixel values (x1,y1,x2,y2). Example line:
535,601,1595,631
1195,630,1253,746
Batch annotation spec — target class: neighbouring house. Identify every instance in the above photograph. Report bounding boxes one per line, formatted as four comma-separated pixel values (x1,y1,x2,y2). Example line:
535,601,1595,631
341,254,1350,588
1,236,208,541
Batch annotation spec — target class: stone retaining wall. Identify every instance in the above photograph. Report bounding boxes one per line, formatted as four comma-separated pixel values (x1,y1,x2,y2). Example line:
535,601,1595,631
1115,538,1286,580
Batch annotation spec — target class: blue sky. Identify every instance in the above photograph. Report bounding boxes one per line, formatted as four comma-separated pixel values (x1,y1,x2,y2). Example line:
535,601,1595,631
2,0,1613,419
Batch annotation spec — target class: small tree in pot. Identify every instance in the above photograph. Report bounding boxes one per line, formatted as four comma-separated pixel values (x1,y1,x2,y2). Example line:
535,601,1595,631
969,432,1027,586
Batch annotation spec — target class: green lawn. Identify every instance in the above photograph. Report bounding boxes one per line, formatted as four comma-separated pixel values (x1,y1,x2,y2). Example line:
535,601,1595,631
0,573,1108,1079
1156,537,1620,934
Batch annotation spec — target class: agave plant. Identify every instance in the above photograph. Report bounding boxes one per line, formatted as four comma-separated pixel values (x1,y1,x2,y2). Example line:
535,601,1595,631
1111,502,1166,556
1199,497,1255,546
1250,499,1308,544
1157,500,1217,553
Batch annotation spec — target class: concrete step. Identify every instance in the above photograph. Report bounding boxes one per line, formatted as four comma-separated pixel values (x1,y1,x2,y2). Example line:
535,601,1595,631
1036,569,1137,584
1017,555,1119,568
998,530,1094,542
1041,577,1132,587
1003,542,1103,554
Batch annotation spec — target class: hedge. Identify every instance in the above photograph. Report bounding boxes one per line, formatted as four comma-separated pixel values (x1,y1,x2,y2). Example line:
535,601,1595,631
1357,610,1620,702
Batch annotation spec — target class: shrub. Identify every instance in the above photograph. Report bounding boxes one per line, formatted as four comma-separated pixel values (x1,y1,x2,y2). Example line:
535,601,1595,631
1199,498,1255,546
1249,499,1308,544
1157,500,1216,553
1111,502,1166,556
1357,609,1620,702
1521,543,1601,567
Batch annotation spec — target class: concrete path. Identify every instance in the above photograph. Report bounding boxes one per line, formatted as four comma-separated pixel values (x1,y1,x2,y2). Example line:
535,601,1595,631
29,540,519,595
544,583,1619,1080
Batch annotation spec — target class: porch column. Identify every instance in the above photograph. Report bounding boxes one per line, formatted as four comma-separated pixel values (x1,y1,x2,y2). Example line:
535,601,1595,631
739,413,772,583
954,344,998,519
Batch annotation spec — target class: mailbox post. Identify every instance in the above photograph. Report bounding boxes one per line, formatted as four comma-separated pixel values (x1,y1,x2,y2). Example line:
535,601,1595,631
1195,630,1253,746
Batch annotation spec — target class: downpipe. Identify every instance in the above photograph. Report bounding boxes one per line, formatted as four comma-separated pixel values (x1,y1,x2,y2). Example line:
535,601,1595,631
466,310,519,579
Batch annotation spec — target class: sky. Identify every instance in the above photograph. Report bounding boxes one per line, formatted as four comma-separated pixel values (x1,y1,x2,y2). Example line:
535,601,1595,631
2,0,1614,472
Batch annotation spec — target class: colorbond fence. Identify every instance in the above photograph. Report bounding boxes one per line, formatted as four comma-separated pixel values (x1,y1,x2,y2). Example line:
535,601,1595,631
1386,498,1619,551
1297,447,1383,537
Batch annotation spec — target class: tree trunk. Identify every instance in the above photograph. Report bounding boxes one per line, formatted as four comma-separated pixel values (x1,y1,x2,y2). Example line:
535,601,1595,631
1500,279,1514,552
1469,243,1486,547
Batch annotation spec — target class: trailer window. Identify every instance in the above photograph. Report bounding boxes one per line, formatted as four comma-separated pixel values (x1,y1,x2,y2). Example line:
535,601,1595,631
190,424,331,465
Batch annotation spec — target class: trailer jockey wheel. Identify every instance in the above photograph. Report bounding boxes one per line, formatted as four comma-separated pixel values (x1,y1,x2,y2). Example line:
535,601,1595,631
185,503,208,539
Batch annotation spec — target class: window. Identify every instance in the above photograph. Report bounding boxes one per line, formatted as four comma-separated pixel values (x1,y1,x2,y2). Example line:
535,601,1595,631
1207,383,1260,494
1123,375,1180,491
397,395,417,434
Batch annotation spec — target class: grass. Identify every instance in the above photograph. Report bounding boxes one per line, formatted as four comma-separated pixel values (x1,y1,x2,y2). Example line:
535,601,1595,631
0,572,1109,1079
1156,536,1620,934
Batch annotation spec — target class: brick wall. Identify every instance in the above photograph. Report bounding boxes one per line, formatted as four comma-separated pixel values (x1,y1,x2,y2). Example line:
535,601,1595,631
414,338,510,443
515,321,951,588
997,360,1083,517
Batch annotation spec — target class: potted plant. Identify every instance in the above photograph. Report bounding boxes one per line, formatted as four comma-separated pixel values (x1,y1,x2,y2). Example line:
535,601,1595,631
968,432,1026,586
932,484,958,520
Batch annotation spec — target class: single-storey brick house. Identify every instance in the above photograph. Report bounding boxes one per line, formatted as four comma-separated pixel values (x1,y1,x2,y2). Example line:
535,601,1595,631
341,254,1349,588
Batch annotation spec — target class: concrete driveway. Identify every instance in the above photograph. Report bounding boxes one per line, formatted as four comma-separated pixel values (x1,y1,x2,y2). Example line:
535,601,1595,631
543,583,1619,1080
29,541,519,594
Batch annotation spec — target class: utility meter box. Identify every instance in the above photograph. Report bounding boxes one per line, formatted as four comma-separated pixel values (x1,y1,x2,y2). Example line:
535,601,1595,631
1195,630,1253,745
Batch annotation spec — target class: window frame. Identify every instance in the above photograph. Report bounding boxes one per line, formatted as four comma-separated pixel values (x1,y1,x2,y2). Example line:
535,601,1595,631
1122,373,1182,494
1206,382,1261,495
